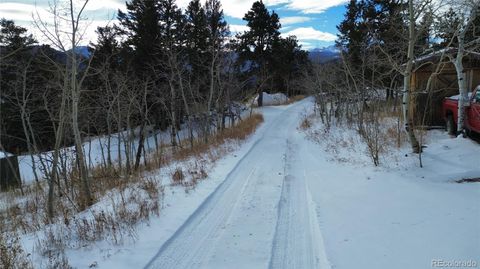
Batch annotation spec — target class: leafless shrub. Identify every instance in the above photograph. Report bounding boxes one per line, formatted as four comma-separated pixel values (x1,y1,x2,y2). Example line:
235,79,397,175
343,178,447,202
0,108,262,267
172,168,185,185
43,250,72,269
299,116,312,130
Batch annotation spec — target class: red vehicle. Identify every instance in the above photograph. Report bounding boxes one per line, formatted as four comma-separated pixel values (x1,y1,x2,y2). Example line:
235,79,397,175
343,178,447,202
443,86,480,135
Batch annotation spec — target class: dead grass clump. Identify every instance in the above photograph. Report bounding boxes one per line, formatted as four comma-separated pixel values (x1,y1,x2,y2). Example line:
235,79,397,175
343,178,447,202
171,113,263,163
172,168,185,185
0,231,33,269
218,113,264,142
44,252,72,269
286,95,306,104
187,162,208,182
36,177,164,252
300,117,312,130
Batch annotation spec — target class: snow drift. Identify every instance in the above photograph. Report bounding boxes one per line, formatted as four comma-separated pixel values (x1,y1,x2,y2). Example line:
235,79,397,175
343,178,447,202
254,92,288,106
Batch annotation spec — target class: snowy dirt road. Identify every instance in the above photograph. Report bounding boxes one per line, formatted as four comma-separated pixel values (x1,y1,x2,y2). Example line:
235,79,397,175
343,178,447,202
141,98,479,269
144,100,330,269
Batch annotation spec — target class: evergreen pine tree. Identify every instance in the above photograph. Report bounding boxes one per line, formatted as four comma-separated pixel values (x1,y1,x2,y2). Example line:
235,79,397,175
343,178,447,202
117,0,161,75
185,0,209,94
336,0,366,65
271,36,309,96
236,1,281,106
436,7,479,48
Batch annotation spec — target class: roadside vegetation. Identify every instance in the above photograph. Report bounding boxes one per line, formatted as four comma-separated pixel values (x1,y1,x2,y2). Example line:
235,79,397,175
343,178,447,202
302,0,479,167
0,112,263,268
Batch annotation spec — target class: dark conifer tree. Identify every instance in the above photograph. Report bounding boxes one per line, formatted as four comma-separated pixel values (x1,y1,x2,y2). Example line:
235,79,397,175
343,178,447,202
117,0,161,75
271,36,309,96
205,0,228,98
435,7,479,48
158,0,186,51
0,19,36,152
185,0,209,95
236,1,281,106
336,0,366,66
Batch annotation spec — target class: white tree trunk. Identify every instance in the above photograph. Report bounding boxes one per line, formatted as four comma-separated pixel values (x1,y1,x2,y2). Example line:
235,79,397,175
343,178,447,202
453,5,477,134
454,51,468,133
403,0,420,153
69,0,92,208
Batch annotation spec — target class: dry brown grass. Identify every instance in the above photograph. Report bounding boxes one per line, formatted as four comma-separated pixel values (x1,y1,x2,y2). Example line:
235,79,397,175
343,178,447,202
171,168,185,185
286,95,306,104
0,230,33,269
169,113,263,190
300,117,312,130
217,113,264,142
172,113,264,162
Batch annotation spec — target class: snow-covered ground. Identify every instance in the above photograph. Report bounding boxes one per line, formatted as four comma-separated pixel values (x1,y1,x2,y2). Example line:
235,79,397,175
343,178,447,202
15,126,191,184
17,98,480,268
15,106,249,184
302,114,480,269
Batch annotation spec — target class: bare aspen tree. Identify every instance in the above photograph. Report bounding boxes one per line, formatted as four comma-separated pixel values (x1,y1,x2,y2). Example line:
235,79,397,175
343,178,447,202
134,80,151,170
377,0,438,153
402,0,424,153
15,60,40,183
446,0,479,134
34,0,94,215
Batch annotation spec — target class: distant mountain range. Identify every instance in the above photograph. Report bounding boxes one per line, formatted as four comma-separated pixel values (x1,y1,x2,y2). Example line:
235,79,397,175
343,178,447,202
70,46,91,58
71,45,340,65
308,45,340,63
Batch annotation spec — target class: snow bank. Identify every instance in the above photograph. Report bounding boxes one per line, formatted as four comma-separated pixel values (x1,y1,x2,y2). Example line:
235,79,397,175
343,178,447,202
254,92,288,106
446,92,473,100
302,112,480,269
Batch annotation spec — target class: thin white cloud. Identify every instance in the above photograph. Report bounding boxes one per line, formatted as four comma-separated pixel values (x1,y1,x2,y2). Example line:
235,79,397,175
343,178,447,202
177,0,289,19
280,16,312,26
286,0,349,14
283,27,337,42
0,2,117,47
2,0,342,47
83,0,125,11
0,3,50,22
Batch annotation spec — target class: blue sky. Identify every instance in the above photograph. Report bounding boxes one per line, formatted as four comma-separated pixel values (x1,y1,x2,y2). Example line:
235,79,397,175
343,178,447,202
0,0,348,50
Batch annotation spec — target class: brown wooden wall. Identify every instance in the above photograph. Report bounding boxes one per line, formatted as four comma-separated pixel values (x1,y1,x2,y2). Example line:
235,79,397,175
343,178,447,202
0,156,21,191
410,62,480,126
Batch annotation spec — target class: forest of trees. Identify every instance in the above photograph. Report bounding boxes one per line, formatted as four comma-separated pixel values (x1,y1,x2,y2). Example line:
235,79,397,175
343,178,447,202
0,0,309,220
0,0,308,154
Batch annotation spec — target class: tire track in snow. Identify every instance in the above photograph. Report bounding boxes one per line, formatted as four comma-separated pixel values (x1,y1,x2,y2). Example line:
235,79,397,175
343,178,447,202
269,139,331,269
143,147,261,269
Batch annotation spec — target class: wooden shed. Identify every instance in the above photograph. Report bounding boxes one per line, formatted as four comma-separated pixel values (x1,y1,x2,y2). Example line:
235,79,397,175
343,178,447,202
0,155,21,191
410,48,480,125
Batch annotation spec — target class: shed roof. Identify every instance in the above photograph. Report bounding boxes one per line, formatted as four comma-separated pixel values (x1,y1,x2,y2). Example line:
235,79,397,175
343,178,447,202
412,47,480,71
